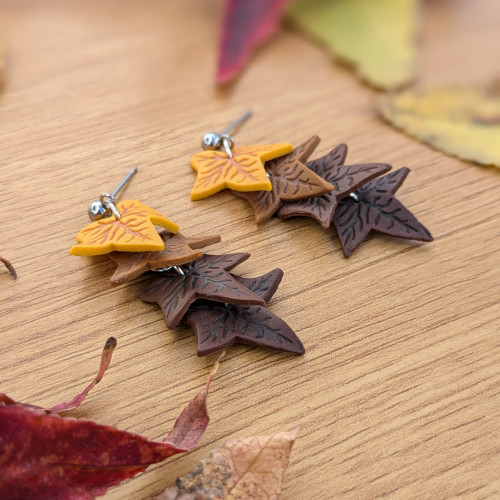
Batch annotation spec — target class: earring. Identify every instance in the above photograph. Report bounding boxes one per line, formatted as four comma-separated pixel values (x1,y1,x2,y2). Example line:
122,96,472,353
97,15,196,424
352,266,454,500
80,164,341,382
71,167,304,356
189,111,294,200
70,167,178,256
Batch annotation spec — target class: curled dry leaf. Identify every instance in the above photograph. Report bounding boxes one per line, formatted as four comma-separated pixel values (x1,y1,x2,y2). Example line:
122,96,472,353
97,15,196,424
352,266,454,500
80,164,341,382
0,339,222,500
217,0,291,84
158,429,298,500
287,0,418,90
376,85,500,167
0,254,17,280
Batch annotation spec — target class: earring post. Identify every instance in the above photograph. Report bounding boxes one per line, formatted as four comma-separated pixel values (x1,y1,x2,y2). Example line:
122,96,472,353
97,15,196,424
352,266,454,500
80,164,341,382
221,110,252,136
112,166,138,198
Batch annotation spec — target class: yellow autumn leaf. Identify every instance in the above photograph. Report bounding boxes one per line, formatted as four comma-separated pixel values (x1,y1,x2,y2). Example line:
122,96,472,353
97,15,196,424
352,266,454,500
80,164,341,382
70,200,179,256
376,86,500,168
287,0,418,90
190,143,292,200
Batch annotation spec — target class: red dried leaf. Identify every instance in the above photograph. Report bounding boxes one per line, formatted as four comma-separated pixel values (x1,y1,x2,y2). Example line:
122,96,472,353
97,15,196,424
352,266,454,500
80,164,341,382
0,341,222,500
217,0,291,84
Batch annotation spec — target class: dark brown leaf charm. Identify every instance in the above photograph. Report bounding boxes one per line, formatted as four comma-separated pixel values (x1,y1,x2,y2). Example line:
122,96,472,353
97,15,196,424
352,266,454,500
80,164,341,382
107,231,221,286
184,269,305,356
278,144,391,228
233,136,334,224
332,168,433,257
140,254,266,329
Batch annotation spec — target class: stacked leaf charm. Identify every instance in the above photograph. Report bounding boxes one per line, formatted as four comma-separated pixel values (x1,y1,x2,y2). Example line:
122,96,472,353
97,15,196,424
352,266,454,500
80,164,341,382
72,168,303,356
189,115,432,257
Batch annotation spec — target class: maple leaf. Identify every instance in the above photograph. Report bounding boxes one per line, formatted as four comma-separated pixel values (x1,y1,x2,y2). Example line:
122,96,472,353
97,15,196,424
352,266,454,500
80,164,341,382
278,144,391,228
108,231,221,286
185,269,304,356
70,199,179,256
158,429,298,500
233,135,335,224
332,167,433,257
190,143,292,200
140,254,266,330
216,0,291,84
0,340,222,500
0,254,17,280
376,84,500,167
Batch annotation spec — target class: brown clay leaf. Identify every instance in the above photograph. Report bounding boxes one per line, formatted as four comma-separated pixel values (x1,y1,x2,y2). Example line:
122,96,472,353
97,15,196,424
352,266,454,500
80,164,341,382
70,199,179,256
0,255,17,280
332,168,433,257
184,269,304,356
158,429,298,500
190,143,292,200
108,231,221,286
140,254,266,329
278,144,391,228
233,136,334,224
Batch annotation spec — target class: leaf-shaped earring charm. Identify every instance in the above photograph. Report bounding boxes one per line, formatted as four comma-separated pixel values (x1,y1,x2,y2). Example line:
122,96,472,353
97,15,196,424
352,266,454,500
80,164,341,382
70,167,179,256
190,111,293,200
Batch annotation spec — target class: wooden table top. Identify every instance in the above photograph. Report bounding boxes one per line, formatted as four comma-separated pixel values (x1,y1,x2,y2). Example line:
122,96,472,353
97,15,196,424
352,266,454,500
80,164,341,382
1,1,499,498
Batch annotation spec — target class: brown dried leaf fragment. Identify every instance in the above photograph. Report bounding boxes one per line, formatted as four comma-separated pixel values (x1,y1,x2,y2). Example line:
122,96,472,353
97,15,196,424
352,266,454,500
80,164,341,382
158,430,298,500
0,255,17,280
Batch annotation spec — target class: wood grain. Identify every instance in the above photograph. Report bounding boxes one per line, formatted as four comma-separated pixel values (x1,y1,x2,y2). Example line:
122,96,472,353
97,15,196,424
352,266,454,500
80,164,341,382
0,0,499,498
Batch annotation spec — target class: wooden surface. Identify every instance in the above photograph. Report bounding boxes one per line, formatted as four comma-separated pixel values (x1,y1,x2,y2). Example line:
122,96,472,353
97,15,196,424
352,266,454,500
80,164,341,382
1,1,499,498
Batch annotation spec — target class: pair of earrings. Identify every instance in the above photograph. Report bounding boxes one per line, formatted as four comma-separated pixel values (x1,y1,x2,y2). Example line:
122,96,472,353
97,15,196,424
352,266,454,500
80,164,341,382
189,111,433,257
70,168,304,357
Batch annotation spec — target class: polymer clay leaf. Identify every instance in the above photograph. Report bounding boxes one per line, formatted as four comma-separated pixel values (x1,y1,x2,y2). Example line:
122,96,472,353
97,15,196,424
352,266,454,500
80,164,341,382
0,254,17,280
70,199,179,256
108,231,221,286
233,136,334,224
190,143,292,200
278,144,391,228
217,0,291,84
333,167,433,257
376,86,500,167
0,343,221,500
158,430,298,500
287,0,418,90
185,269,304,356
140,254,266,329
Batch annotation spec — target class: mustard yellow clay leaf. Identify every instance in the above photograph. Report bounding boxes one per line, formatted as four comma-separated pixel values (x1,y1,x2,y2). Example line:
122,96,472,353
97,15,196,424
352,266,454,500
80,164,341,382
190,143,292,200
70,200,179,256
376,86,500,168
287,0,418,90
158,430,298,500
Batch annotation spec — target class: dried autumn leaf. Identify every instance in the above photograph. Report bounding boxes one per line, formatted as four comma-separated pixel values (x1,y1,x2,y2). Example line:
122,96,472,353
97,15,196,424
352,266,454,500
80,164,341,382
0,254,17,280
70,199,179,256
217,0,291,84
376,85,500,167
0,340,222,500
287,0,418,90
190,143,292,200
158,429,298,500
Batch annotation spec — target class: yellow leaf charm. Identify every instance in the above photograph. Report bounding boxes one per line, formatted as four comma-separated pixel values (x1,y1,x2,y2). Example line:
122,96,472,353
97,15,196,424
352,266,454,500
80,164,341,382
190,143,293,200
70,200,179,256
287,0,418,90
376,86,500,167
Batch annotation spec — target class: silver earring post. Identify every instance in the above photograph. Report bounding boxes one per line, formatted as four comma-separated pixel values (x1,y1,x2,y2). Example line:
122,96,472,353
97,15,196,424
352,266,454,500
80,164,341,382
88,167,138,221
201,110,252,158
